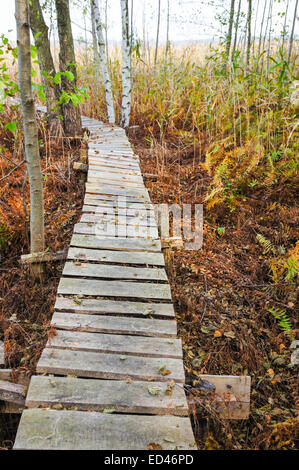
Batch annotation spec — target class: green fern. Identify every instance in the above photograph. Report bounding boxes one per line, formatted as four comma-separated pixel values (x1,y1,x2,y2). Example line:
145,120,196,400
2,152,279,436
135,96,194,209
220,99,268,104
285,256,298,281
267,306,292,336
256,233,276,255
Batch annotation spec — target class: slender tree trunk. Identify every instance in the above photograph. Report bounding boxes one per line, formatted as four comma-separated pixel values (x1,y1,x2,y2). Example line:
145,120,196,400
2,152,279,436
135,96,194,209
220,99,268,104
29,0,63,136
120,0,131,128
226,0,235,59
246,0,252,66
232,0,241,60
105,0,109,63
91,3,101,90
15,0,45,275
252,0,259,56
91,0,115,123
258,0,267,58
165,0,170,58
130,0,134,54
281,0,290,55
266,0,274,70
288,0,298,64
55,0,82,137
154,0,161,66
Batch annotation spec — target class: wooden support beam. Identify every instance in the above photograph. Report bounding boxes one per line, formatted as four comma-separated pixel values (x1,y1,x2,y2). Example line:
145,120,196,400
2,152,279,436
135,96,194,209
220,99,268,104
0,369,30,386
0,401,25,414
190,375,251,420
0,379,26,406
162,237,184,250
73,162,87,172
80,148,88,164
144,173,158,181
0,341,4,368
20,250,67,265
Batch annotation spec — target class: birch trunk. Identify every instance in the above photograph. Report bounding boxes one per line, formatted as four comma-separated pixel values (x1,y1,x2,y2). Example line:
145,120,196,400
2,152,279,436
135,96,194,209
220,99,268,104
246,0,252,66
15,0,45,274
91,0,115,124
165,0,170,58
288,0,298,64
91,4,101,90
154,0,161,66
232,0,241,60
120,0,131,128
55,0,82,137
226,0,235,59
29,0,63,137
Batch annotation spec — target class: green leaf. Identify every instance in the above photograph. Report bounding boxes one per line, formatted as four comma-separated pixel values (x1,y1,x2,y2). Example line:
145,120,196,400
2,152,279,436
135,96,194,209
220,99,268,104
70,93,79,107
4,121,17,133
64,70,74,82
30,45,37,59
37,89,46,102
53,72,62,85
148,387,160,395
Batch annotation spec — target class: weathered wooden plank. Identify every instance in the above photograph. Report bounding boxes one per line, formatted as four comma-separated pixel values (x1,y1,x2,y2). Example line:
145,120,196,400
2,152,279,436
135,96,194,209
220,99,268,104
80,213,157,227
198,374,251,419
0,369,30,386
70,234,161,252
87,177,144,189
67,247,164,266
51,312,176,337
0,379,25,405
88,161,139,171
85,184,150,200
88,169,140,177
37,348,185,382
82,205,155,216
26,376,187,415
0,401,25,414
88,158,139,169
88,153,137,161
47,330,182,358
14,409,195,450
54,298,175,318
88,170,143,182
63,261,167,281
83,200,154,211
89,165,140,176
58,277,171,300
74,222,158,239
84,193,153,205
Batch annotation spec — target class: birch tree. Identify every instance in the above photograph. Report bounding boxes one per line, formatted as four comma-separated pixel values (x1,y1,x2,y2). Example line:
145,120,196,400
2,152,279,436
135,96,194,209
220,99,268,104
246,0,252,67
91,0,115,124
288,0,299,64
55,0,82,137
154,0,161,66
226,0,235,59
29,0,63,136
232,0,241,60
90,3,101,90
120,0,131,128
165,0,170,58
15,0,45,275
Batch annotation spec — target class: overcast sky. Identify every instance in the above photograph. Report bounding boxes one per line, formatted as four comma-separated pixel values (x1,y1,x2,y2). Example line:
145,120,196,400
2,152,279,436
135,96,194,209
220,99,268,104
1,0,298,44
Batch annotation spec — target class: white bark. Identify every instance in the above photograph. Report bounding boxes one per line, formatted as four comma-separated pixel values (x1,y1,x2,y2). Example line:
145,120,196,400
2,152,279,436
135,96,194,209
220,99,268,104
90,3,101,90
120,0,131,128
288,0,299,64
91,0,115,124
15,0,45,259
154,0,161,66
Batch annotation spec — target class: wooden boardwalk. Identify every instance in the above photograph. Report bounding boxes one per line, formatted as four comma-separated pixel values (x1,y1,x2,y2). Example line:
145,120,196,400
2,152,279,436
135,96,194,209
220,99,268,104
14,117,196,450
